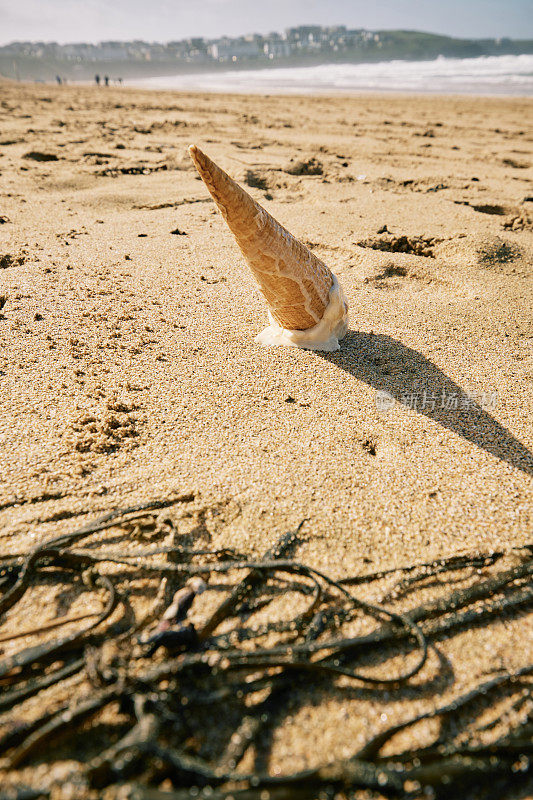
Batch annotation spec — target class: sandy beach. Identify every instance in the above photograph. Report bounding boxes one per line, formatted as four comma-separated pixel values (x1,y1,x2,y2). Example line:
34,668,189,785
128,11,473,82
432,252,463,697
0,83,532,796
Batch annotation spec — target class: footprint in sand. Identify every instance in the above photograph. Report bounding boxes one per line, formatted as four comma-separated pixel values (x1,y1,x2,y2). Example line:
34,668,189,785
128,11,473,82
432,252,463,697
68,397,141,456
357,234,439,258
284,157,323,176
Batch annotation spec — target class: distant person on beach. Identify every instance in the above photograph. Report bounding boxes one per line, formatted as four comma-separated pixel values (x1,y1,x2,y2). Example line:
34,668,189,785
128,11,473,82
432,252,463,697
95,74,100,86
104,75,109,87
56,75,62,85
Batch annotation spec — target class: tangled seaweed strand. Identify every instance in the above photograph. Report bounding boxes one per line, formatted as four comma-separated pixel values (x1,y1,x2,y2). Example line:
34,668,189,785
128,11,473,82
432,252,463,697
0,497,531,800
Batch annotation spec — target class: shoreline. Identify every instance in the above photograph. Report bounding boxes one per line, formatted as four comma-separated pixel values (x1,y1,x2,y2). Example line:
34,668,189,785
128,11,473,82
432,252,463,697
132,84,533,97
3,53,532,97
4,77,533,101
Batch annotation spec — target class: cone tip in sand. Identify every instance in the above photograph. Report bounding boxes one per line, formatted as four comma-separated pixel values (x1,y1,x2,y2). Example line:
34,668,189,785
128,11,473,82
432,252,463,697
187,144,349,351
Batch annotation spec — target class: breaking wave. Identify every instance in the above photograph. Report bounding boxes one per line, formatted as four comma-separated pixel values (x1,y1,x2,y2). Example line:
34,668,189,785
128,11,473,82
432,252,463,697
136,54,533,95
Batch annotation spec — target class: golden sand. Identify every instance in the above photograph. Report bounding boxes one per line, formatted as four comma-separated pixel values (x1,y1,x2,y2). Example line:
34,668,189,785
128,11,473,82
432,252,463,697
0,83,532,792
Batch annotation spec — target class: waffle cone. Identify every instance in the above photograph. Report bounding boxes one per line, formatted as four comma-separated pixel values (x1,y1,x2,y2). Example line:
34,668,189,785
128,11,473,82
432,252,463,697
189,144,334,331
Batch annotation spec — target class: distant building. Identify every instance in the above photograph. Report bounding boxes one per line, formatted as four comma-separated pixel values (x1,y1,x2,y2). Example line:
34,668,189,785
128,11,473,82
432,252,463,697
97,42,131,61
263,40,290,59
285,26,323,46
208,37,261,61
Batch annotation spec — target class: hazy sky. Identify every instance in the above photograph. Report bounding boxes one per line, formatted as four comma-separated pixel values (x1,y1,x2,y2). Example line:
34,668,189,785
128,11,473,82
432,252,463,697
1,0,532,45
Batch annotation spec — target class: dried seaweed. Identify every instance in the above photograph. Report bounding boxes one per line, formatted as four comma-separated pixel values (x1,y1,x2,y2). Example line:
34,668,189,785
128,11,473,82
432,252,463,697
1,497,531,799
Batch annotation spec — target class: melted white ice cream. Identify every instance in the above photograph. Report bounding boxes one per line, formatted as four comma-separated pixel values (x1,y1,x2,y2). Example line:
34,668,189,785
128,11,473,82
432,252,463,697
255,276,349,352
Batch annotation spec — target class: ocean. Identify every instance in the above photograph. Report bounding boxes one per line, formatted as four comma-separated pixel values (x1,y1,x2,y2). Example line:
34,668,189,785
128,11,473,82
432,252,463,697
135,54,533,95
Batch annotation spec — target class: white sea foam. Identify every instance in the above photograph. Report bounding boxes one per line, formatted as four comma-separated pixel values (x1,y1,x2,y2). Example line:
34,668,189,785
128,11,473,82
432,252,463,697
135,54,533,96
